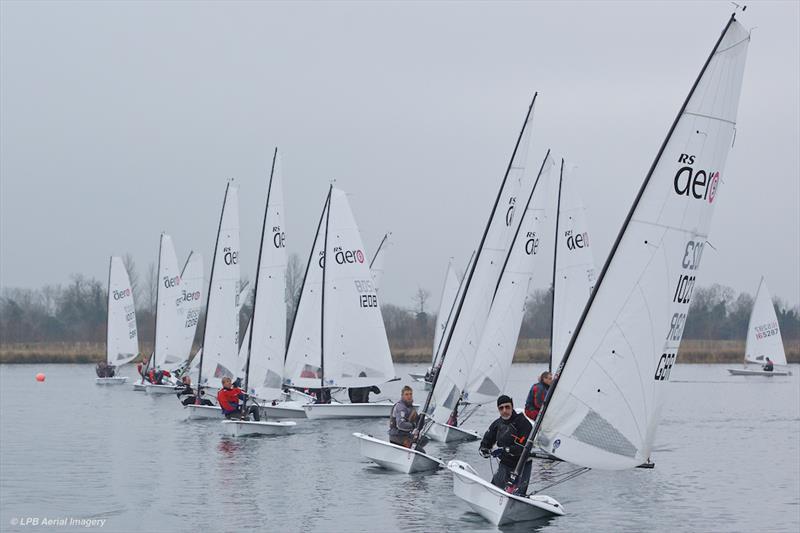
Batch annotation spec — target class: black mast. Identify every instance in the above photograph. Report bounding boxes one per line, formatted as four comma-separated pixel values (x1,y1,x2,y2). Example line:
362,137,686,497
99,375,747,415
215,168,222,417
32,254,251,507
242,148,279,414
106,257,112,368
547,159,565,372
506,15,740,492
195,181,231,402
152,233,164,372
413,93,539,444
368,232,390,270
319,185,334,389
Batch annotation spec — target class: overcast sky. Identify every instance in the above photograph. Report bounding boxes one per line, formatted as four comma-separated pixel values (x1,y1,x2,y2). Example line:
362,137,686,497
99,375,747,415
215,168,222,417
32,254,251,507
1,0,798,310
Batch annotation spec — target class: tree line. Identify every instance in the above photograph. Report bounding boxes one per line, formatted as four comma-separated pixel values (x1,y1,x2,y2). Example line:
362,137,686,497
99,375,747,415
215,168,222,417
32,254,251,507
2,254,798,350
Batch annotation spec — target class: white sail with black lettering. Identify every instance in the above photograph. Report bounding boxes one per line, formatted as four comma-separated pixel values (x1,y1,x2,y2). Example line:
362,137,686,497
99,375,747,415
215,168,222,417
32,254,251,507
429,98,537,425
745,277,786,366
551,165,597,370
245,151,288,400
153,234,184,368
177,252,203,362
283,193,329,389
534,18,749,470
106,256,139,366
322,188,394,387
432,261,461,366
464,154,554,406
198,183,241,389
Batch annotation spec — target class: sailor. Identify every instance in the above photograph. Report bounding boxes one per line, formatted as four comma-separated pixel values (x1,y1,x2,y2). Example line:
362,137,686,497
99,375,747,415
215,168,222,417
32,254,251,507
347,371,381,404
217,376,260,420
389,385,426,451
524,371,552,420
307,388,332,404
480,394,534,494
95,362,115,378
763,357,774,372
176,376,212,406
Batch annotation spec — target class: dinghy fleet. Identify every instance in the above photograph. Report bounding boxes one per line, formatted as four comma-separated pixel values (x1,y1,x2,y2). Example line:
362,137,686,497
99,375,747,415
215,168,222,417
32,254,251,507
94,12,781,526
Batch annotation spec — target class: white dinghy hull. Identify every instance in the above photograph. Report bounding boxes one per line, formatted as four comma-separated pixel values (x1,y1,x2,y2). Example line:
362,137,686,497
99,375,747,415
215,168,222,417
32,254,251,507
221,419,297,436
427,422,480,443
447,460,564,525
95,377,128,385
353,432,443,474
144,383,178,395
259,401,307,419
132,382,147,391
727,368,792,376
304,401,393,419
184,404,223,420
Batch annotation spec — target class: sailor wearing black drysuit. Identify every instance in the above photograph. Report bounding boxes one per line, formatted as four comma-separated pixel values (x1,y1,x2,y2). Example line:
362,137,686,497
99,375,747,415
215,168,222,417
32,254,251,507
479,394,534,495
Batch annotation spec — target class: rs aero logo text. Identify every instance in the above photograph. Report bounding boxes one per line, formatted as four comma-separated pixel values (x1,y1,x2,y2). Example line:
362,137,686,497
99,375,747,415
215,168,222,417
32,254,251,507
673,153,720,203
334,247,365,265
113,288,131,300
223,247,239,266
163,275,181,288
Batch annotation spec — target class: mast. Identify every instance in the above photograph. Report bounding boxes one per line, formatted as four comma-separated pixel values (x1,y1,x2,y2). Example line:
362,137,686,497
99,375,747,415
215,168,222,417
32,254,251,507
547,159,565,372
506,14,739,491
196,182,231,400
414,93,538,442
152,233,164,370
106,257,112,366
242,148,279,413
369,232,390,270
319,185,333,389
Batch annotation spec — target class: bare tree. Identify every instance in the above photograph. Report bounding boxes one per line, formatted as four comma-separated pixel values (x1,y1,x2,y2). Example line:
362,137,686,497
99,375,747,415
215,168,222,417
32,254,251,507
122,253,139,304
413,287,430,315
285,253,304,328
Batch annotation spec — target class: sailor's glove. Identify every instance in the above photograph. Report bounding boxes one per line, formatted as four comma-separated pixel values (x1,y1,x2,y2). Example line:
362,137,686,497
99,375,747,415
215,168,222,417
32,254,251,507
479,447,491,458
491,448,504,458
411,429,420,438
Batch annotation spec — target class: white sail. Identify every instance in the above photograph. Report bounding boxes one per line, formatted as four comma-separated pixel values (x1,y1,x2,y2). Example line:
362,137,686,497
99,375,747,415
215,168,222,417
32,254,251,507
429,98,538,425
106,256,139,366
245,151,288,400
198,183,241,389
369,233,391,292
550,164,597,370
745,278,786,365
284,193,329,389
535,18,750,470
238,318,252,374
464,154,555,406
177,252,203,363
432,260,461,365
322,188,395,387
153,234,184,368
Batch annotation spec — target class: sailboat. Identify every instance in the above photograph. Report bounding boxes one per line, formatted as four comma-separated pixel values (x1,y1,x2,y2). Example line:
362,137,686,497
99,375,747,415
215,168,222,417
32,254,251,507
143,234,189,394
355,93,541,472
728,277,791,376
97,256,139,384
283,185,397,419
408,259,463,390
429,153,555,444
222,148,297,436
184,181,242,420
447,13,750,524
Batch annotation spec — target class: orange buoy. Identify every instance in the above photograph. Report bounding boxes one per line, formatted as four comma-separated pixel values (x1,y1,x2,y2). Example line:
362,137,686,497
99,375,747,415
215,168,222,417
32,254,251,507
35,373,45,382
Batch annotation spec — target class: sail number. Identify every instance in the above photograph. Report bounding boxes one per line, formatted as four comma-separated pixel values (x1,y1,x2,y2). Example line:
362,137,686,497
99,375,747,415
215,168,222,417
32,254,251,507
681,240,705,271
654,352,676,381
672,274,696,304
354,279,378,308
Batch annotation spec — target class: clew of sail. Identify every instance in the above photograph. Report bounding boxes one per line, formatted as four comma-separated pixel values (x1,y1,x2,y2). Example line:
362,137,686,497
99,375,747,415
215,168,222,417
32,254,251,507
534,18,750,470
551,164,597,371
198,183,241,389
154,234,185,368
246,150,288,400
464,153,555,406
322,188,395,387
745,277,786,366
107,256,139,366
428,97,538,426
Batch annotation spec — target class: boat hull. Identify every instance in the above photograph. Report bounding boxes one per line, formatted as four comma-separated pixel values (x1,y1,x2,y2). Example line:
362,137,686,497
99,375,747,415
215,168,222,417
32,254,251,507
95,377,128,385
427,422,481,443
304,401,393,419
447,460,564,525
221,419,297,436
259,401,307,419
132,382,147,391
184,404,223,420
144,383,178,395
353,432,443,473
727,368,791,376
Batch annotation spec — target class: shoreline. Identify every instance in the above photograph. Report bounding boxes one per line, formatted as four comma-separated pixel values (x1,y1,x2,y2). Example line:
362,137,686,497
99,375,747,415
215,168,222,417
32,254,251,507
1,339,797,365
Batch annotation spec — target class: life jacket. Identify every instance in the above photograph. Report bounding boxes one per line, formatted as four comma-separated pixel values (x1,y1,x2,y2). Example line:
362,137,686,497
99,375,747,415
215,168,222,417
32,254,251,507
218,387,243,413
524,382,547,420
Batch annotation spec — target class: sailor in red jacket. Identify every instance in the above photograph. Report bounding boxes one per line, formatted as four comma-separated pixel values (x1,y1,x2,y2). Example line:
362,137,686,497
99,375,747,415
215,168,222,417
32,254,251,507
217,376,260,420
524,371,553,420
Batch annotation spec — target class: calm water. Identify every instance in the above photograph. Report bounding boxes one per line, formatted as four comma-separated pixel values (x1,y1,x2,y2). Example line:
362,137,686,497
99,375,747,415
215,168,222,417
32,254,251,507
1,363,798,532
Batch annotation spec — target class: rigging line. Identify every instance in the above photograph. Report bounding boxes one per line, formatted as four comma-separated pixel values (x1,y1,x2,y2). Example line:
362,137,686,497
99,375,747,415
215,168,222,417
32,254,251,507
682,111,736,126
531,467,591,494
